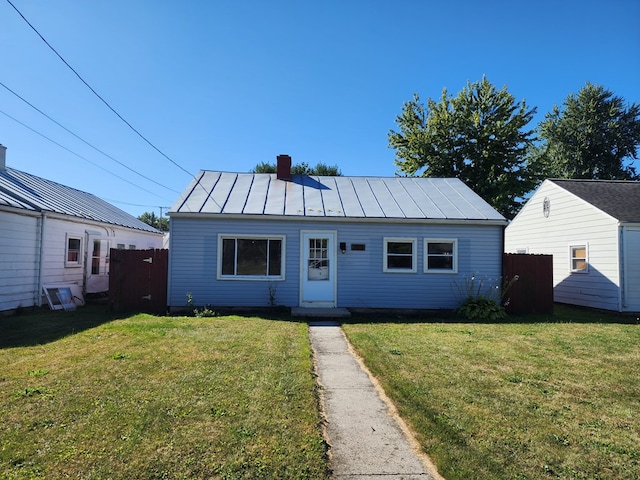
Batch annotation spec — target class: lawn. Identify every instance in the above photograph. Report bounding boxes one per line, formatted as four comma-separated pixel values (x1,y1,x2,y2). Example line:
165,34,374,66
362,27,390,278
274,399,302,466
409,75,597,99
342,305,640,480
0,307,329,479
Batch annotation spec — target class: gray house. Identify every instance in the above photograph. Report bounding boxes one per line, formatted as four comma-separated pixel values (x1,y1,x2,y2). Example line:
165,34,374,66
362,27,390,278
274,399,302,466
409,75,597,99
167,155,506,311
505,179,640,312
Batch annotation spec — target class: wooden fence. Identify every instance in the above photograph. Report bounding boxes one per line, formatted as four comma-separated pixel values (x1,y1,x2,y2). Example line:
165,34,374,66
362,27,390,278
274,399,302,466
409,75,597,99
503,253,553,315
108,249,168,314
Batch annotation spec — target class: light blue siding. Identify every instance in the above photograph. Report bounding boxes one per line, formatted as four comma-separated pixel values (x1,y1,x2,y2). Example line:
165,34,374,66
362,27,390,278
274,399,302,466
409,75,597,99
168,217,503,309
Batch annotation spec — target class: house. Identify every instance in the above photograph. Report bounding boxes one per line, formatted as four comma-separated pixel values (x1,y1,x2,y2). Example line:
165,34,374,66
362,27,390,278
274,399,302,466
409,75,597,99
166,155,506,311
504,179,640,312
0,145,164,313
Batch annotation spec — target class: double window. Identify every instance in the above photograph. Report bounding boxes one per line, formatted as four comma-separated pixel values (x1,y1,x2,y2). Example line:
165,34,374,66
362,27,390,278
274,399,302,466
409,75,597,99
570,244,588,272
383,238,417,272
219,235,284,279
383,237,458,273
425,239,457,273
65,235,82,267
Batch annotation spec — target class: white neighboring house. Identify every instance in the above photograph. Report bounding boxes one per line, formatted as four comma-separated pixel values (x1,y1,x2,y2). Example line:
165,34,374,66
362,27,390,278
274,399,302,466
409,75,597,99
505,179,640,312
0,145,164,313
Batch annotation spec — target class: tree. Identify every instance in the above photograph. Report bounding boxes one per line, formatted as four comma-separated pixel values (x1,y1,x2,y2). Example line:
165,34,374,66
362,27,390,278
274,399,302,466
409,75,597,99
389,77,538,219
251,162,342,176
537,83,640,180
138,211,169,231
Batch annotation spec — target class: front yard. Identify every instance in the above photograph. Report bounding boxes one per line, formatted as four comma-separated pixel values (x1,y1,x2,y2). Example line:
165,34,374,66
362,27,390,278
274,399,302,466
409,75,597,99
343,305,640,480
0,308,329,479
1,305,638,479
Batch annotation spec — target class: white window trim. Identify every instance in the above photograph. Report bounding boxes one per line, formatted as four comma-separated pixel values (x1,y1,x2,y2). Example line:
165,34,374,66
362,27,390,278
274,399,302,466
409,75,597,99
424,238,458,274
383,237,417,273
65,234,83,268
569,243,589,273
217,234,286,281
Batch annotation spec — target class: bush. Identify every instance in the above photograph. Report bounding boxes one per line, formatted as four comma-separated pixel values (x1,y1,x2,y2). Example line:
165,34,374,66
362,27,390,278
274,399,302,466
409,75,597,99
457,296,507,321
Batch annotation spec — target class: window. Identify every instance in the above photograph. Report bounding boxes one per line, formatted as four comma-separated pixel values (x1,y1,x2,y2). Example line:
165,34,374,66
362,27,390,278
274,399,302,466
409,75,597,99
128,244,136,250
117,243,125,250
65,235,82,267
219,235,284,279
383,238,417,273
425,239,457,273
570,244,588,272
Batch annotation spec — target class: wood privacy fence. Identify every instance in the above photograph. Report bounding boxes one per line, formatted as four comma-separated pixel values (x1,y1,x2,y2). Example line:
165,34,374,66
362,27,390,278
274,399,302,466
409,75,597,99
503,253,553,315
108,249,168,314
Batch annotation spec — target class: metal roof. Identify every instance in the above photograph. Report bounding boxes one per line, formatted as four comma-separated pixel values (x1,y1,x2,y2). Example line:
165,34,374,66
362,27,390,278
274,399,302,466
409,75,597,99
0,167,161,233
550,179,640,223
169,171,506,222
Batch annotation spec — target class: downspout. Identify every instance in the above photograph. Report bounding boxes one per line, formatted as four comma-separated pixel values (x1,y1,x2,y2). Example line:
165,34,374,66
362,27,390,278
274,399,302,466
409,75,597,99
36,212,47,307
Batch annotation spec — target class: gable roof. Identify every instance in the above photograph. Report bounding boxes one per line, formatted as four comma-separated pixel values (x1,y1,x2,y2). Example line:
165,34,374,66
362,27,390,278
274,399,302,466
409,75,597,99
169,171,506,223
0,167,161,233
550,179,640,223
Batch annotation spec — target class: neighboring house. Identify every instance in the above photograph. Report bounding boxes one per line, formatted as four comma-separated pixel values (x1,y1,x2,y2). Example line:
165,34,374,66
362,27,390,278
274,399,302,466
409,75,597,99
504,179,640,312
167,155,506,311
0,145,164,313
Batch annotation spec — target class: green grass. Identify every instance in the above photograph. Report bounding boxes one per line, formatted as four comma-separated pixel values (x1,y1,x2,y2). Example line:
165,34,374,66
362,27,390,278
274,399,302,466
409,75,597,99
0,306,329,479
342,305,640,480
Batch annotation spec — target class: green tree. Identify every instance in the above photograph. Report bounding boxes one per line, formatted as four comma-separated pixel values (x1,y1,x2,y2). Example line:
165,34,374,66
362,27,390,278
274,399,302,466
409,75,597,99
138,211,169,231
251,162,342,176
537,83,640,179
389,77,538,219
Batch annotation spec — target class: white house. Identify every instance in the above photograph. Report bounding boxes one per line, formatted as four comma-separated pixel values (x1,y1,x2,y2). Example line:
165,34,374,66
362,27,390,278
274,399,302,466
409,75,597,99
504,179,640,312
0,145,164,313
167,155,507,312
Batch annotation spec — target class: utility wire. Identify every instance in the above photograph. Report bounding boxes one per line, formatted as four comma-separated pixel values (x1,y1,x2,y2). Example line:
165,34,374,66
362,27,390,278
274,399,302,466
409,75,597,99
0,81,180,194
6,0,194,179
0,109,171,201
5,0,220,211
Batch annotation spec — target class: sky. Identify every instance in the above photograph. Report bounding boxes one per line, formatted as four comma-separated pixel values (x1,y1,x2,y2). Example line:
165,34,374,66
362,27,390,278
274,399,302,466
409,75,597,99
1,0,639,219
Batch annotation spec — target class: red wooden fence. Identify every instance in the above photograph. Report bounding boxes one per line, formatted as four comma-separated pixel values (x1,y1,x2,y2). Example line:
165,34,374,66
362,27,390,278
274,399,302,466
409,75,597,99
108,249,168,314
503,253,553,315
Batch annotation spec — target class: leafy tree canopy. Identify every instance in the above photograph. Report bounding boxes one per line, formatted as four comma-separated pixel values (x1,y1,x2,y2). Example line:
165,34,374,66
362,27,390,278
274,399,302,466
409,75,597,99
251,161,342,176
536,83,640,180
389,77,537,219
138,211,169,232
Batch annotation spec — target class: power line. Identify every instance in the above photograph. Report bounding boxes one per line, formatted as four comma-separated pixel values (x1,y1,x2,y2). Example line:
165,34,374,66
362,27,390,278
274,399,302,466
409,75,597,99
5,0,195,179
0,109,171,201
0,81,180,194
5,0,220,212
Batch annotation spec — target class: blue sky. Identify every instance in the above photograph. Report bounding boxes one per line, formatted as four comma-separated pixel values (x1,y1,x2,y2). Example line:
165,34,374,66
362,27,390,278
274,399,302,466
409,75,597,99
1,0,639,218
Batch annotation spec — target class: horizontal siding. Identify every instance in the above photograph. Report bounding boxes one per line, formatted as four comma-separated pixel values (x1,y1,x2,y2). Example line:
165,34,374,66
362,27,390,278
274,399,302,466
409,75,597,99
168,217,503,309
0,211,39,310
505,181,621,311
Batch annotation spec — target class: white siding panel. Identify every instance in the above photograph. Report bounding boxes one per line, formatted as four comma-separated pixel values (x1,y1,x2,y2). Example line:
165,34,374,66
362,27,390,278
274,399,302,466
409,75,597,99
505,180,621,311
0,211,39,311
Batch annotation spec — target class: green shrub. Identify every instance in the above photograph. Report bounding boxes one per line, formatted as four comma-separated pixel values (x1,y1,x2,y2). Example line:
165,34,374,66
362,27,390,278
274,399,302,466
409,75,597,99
457,296,507,321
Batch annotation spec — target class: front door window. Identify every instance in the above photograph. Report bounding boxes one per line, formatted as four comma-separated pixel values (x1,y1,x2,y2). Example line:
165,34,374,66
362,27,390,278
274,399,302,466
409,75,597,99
308,238,329,281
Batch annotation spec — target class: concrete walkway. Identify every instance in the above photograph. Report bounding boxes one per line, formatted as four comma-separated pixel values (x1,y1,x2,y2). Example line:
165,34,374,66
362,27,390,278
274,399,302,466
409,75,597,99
309,322,442,480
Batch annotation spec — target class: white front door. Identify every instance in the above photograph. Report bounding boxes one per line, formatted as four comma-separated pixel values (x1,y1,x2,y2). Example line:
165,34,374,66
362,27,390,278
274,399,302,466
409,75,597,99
85,233,110,293
300,231,337,307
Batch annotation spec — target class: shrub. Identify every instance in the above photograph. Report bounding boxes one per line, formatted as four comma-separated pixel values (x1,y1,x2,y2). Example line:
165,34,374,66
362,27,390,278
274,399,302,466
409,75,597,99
457,296,507,321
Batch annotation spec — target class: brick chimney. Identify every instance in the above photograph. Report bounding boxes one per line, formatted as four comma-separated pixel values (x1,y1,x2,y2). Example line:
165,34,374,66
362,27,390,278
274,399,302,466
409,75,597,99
0,144,6,170
276,154,291,180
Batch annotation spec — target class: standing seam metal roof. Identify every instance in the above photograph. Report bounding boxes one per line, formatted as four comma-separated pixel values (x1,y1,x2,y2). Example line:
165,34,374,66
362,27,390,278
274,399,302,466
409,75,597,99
0,167,161,233
169,171,505,222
